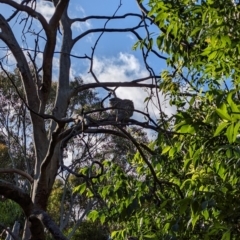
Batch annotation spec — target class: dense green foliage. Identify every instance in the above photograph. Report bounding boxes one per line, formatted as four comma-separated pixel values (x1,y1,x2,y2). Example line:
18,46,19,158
65,221,109,240
76,1,240,239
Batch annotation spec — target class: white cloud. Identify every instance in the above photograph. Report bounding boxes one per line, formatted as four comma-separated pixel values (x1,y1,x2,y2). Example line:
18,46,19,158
71,21,92,32
69,65,76,81
4,52,17,66
70,4,92,32
79,52,175,122
126,34,135,41
75,4,86,14
36,1,55,22
82,52,148,83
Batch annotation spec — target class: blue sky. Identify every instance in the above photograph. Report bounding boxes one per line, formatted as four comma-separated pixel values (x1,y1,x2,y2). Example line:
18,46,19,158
0,0,174,127
0,0,164,73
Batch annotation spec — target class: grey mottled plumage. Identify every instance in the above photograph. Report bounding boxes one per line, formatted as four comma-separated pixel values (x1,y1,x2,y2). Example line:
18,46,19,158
109,97,134,122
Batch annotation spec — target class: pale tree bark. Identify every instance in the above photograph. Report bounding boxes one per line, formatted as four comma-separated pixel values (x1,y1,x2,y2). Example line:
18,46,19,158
0,0,72,237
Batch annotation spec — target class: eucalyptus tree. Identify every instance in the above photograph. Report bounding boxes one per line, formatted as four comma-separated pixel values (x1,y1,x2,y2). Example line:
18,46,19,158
0,0,164,239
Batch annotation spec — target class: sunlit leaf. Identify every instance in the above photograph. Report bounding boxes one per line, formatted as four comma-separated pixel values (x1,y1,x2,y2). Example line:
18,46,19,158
221,230,231,240
226,123,234,143
214,122,230,136
216,107,232,121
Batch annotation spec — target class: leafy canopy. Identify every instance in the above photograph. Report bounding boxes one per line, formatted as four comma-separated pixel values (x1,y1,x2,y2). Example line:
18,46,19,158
79,1,240,239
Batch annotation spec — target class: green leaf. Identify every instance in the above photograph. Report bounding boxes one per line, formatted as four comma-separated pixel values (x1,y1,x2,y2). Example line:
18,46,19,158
173,23,178,37
111,230,121,238
216,106,232,121
202,209,209,220
88,210,99,222
162,145,171,154
191,214,199,228
226,123,234,143
202,8,208,24
233,121,240,142
217,163,226,180
143,234,157,239
86,189,94,198
221,230,231,240
221,35,231,46
179,198,191,214
226,91,234,105
184,158,192,170
190,27,202,37
132,41,140,50
144,97,151,103
208,51,218,61
226,92,240,120
164,222,171,231
169,147,177,157
178,124,195,134
100,214,106,224
181,179,194,189
214,122,230,136
191,201,199,215
192,148,201,168
156,35,164,48
78,182,86,194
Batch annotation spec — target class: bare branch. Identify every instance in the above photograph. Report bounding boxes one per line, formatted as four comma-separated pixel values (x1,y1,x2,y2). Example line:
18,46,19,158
88,1,123,92
72,81,157,95
71,13,145,23
40,13,66,111
0,168,33,183
49,0,69,28
0,0,49,30
73,25,144,45
0,179,33,216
